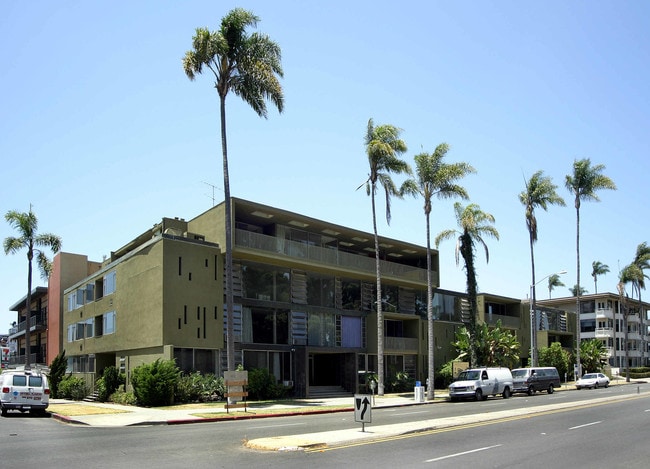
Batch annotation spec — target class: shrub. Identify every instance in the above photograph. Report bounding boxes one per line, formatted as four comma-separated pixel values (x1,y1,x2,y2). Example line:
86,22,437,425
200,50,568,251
131,359,179,407
386,371,415,393
435,360,456,389
96,366,124,402
247,368,285,400
174,372,225,403
109,385,137,406
59,375,88,401
47,350,67,399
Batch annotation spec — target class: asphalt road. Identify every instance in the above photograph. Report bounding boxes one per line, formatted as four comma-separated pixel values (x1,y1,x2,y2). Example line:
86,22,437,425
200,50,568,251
1,382,647,468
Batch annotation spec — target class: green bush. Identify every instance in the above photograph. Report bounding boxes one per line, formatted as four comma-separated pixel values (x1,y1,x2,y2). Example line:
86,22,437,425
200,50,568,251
175,372,224,403
435,361,456,389
58,375,88,401
247,368,285,400
109,385,137,406
131,359,179,407
386,371,415,393
47,351,67,399
96,366,125,402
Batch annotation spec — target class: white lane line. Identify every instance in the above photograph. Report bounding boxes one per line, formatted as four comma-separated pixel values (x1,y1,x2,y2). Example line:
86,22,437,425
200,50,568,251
425,444,502,463
392,410,430,416
569,421,602,430
247,422,306,430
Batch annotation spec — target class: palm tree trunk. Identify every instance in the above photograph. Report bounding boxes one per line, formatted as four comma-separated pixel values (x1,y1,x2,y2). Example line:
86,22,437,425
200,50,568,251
575,203,581,378
25,248,33,369
425,211,434,400
371,184,384,396
461,233,478,367
220,93,235,372
529,230,537,367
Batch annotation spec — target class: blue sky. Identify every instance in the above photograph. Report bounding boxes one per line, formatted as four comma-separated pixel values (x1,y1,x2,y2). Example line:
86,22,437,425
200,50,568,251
2,1,649,332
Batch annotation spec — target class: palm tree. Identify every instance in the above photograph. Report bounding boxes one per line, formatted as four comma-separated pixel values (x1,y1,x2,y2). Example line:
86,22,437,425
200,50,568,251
547,274,565,299
183,8,284,371
618,264,641,381
359,118,410,396
435,202,499,366
565,158,616,376
519,170,565,365
632,242,650,365
4,208,61,368
591,261,610,294
569,284,588,296
401,143,475,400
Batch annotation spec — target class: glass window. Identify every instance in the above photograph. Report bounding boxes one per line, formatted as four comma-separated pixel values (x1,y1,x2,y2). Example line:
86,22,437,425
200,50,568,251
308,312,336,346
75,322,85,340
241,262,290,302
104,271,117,296
242,307,289,344
67,324,75,342
13,375,27,386
76,289,85,308
67,295,75,312
104,311,116,334
341,316,362,347
306,272,335,307
28,376,42,386
341,278,361,311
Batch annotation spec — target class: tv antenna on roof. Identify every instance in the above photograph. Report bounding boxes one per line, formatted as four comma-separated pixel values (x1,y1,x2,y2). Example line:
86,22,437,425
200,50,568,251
203,181,223,207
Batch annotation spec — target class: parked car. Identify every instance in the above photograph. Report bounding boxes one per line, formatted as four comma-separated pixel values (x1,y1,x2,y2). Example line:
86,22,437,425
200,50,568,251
575,373,610,389
0,367,50,415
448,367,513,401
511,367,561,395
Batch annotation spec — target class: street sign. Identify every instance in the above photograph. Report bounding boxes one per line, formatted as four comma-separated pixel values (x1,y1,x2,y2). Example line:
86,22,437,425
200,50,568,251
354,394,372,424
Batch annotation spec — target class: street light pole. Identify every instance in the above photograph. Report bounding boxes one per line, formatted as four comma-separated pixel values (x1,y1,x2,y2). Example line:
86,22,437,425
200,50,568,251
530,270,567,367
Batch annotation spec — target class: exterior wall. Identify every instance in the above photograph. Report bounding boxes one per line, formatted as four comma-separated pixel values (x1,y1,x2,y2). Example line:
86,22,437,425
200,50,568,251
48,252,102,363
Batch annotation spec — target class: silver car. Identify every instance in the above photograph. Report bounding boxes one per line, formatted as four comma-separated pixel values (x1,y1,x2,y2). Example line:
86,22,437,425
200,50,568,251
575,373,610,389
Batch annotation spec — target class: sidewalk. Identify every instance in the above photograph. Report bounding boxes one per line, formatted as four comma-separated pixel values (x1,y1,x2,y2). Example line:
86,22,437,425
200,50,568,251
46,378,646,451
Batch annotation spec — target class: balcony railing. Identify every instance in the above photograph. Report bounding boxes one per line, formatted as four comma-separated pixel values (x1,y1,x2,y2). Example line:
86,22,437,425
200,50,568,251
595,308,614,319
384,336,419,351
595,327,614,338
627,314,640,324
235,229,431,283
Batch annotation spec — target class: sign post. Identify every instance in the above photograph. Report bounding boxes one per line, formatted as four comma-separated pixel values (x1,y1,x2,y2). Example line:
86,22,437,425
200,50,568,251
354,394,372,432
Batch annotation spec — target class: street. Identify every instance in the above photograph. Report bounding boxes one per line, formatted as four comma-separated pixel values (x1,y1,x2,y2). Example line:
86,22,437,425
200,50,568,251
0,382,648,468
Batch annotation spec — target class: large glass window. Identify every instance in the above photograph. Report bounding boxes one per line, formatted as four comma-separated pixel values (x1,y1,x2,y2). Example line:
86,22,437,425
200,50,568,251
308,312,336,346
241,262,290,302
341,316,362,347
306,272,335,307
242,307,289,344
341,278,361,311
243,350,291,383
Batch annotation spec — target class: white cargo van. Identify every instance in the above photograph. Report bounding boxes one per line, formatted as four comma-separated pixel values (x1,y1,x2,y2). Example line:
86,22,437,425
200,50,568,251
0,367,50,415
448,367,513,401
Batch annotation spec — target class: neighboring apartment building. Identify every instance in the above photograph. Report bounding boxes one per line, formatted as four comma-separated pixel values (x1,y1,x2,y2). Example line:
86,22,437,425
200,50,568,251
539,293,649,369
8,286,49,366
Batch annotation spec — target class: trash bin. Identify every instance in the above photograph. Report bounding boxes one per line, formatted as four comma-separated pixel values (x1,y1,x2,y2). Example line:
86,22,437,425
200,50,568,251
414,385,425,403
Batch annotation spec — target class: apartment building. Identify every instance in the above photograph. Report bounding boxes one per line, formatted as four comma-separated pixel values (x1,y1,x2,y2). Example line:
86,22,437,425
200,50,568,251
7,287,49,366
24,198,575,397
539,293,649,369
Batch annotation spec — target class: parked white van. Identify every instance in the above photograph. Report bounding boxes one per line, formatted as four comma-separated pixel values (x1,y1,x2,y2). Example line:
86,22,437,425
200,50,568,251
0,367,50,415
448,367,513,401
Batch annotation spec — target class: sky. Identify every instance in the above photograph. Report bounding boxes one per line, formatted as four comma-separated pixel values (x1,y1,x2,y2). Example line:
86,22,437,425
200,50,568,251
2,1,650,332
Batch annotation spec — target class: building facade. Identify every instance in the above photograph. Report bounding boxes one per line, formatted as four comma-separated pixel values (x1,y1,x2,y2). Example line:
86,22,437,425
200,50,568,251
539,293,649,369
8,286,49,366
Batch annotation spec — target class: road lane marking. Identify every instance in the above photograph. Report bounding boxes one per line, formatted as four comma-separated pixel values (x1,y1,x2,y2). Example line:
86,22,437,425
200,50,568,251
569,421,601,430
425,444,502,462
248,422,306,430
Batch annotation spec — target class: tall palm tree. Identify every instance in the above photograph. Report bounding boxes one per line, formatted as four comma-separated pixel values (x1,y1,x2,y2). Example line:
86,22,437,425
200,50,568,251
632,242,650,365
4,208,61,368
565,158,616,376
618,264,641,381
401,143,475,400
547,274,565,299
519,170,565,366
435,202,499,366
183,8,284,371
569,284,588,296
591,261,610,294
359,119,410,396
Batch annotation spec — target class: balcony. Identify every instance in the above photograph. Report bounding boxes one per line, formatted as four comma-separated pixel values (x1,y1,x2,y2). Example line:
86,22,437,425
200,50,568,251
595,308,614,319
235,229,431,283
627,314,640,324
595,327,614,338
8,314,47,340
384,336,419,352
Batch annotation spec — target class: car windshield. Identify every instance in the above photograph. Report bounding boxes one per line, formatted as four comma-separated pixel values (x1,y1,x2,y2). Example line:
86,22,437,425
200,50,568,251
511,370,528,378
457,370,480,381
582,374,596,379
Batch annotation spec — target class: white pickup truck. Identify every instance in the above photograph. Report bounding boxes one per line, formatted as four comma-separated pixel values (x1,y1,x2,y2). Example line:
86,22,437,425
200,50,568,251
0,367,50,415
